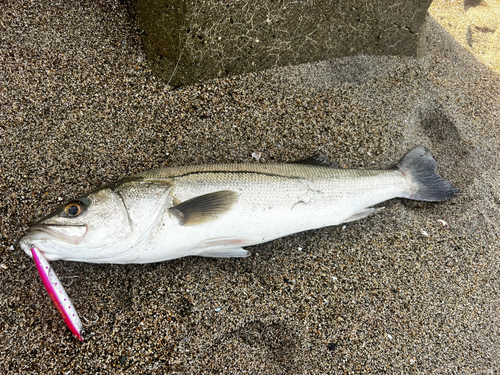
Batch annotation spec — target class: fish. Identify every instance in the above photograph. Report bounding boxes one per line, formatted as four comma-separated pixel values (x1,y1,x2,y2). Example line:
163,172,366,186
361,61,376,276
19,147,458,264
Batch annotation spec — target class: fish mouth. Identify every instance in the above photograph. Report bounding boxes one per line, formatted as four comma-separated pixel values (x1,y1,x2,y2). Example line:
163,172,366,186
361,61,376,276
27,224,89,245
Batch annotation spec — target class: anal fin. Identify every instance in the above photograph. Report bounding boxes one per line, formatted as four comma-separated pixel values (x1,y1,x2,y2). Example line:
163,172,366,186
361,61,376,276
342,207,385,224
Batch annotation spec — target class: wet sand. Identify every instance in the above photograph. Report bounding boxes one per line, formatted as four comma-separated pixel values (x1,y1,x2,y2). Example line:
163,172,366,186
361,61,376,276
1,1,499,373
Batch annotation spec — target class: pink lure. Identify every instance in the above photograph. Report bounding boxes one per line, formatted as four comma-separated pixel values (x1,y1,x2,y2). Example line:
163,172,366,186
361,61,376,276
31,247,84,341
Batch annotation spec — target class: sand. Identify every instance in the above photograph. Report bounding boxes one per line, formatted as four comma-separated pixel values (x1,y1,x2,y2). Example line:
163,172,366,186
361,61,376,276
1,1,499,373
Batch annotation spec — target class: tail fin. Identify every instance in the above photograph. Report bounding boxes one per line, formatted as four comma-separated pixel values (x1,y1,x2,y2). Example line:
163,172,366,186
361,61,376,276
398,147,459,202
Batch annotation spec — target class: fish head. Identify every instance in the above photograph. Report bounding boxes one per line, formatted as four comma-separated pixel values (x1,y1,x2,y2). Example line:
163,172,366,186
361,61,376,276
19,179,173,263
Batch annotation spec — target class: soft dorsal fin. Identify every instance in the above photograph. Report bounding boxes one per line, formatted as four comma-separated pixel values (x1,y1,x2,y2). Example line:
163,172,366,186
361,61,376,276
169,190,238,226
291,154,339,168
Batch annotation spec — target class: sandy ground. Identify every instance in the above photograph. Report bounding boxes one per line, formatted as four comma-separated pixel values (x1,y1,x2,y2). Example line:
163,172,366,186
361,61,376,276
430,0,500,74
1,1,499,374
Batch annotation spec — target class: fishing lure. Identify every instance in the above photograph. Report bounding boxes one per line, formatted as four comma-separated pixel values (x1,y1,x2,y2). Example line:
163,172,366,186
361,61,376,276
31,247,84,341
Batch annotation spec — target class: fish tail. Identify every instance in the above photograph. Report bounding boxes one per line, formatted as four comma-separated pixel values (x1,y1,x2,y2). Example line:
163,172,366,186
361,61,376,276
398,147,459,202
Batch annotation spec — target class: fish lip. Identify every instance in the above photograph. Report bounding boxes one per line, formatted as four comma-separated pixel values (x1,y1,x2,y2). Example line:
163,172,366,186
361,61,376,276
27,224,89,245
19,239,37,258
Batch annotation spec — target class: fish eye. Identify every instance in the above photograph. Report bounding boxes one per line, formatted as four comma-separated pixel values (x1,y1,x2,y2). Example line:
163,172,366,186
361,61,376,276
64,202,85,217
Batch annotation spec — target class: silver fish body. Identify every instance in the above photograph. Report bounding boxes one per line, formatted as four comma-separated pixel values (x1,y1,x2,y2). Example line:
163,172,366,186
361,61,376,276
19,147,458,263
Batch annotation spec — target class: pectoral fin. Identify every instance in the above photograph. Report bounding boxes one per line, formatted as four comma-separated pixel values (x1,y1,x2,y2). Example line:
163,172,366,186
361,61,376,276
169,190,238,226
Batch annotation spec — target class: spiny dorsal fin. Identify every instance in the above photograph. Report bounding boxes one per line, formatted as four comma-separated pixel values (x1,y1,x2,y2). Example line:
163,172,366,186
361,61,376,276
169,190,238,226
291,154,339,168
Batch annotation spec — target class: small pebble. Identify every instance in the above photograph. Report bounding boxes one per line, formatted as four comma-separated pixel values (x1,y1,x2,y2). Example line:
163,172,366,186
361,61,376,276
437,219,449,229
327,343,337,351
251,152,262,161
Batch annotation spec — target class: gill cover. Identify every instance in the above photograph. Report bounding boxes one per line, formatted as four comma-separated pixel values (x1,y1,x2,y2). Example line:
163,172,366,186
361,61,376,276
76,178,175,262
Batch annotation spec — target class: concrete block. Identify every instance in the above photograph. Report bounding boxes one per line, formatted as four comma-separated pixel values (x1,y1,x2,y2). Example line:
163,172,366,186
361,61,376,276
131,0,432,86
